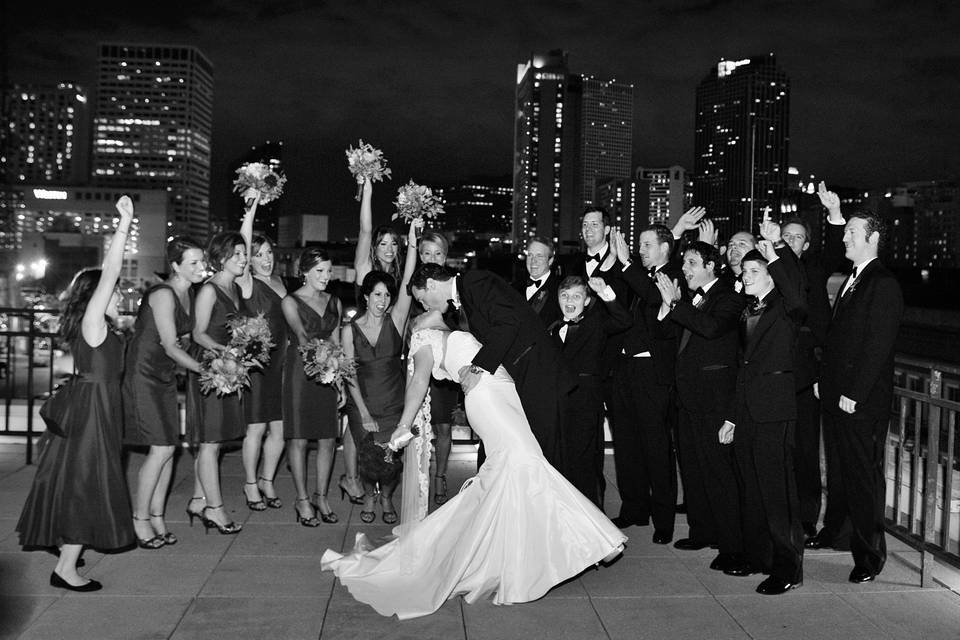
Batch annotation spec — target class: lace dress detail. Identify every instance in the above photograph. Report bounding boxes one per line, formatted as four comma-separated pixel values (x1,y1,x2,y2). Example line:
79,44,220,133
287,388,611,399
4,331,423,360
399,330,441,531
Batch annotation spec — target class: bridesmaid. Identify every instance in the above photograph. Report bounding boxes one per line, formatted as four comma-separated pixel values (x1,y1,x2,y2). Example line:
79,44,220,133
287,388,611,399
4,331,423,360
282,248,343,526
415,229,460,505
17,196,136,591
186,230,248,534
342,220,418,523
124,236,205,547
240,233,287,511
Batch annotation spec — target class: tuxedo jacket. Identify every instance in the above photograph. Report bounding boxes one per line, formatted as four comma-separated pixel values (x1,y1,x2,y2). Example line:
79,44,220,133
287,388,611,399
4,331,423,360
820,259,903,417
511,271,562,329
456,270,575,392
734,249,806,424
668,281,746,418
614,261,682,387
548,298,632,410
569,245,629,302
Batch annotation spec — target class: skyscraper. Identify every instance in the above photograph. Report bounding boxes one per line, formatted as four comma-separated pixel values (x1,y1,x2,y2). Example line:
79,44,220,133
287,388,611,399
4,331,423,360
434,178,513,239
91,43,213,242
694,54,789,241
636,165,689,229
512,50,634,254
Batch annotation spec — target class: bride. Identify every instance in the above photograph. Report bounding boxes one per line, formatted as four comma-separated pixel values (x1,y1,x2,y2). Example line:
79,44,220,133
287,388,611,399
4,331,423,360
321,309,626,619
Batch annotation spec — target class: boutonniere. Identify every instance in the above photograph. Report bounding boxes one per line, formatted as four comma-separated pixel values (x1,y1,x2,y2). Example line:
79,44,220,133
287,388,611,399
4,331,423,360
534,289,547,302
741,296,767,320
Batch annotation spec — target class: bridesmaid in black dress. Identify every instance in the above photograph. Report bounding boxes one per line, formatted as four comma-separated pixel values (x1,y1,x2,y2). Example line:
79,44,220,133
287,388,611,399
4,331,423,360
124,236,205,548
17,196,136,591
240,233,287,511
186,231,248,534
343,221,418,523
281,248,342,526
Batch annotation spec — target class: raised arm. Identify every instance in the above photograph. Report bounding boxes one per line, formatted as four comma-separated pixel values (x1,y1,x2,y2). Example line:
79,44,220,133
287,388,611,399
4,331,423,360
81,196,133,347
354,178,374,282
191,283,226,352
150,288,202,373
237,194,258,299
391,219,420,334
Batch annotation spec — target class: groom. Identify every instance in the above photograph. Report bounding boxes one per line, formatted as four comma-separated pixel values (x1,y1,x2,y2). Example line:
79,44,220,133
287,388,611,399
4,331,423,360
409,263,575,470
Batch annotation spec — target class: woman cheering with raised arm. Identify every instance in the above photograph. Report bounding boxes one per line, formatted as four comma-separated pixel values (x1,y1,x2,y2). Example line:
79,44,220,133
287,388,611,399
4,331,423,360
18,196,136,591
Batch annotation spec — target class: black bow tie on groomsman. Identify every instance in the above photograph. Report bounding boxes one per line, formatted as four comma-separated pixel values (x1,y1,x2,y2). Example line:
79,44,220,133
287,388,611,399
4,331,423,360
585,253,601,263
560,315,583,327
527,277,543,288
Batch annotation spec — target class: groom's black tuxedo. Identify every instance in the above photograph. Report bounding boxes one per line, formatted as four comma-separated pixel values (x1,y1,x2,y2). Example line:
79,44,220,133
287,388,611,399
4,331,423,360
455,270,575,468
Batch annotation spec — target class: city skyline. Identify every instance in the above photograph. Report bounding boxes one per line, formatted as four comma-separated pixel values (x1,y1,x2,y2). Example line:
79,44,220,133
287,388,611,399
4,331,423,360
4,1,959,240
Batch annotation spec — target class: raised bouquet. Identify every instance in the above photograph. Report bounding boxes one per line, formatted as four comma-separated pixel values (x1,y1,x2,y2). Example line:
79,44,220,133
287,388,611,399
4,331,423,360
345,139,392,201
198,313,274,397
232,162,287,206
392,180,444,224
299,338,357,386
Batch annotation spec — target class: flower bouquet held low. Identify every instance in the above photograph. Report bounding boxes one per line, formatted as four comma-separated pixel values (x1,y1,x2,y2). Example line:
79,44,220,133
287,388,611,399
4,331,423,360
226,313,275,366
233,162,287,208
198,313,275,397
299,338,357,386
346,139,392,201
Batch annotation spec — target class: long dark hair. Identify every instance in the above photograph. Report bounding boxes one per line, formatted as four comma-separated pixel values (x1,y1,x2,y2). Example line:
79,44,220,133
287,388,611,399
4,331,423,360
369,225,403,281
59,268,104,346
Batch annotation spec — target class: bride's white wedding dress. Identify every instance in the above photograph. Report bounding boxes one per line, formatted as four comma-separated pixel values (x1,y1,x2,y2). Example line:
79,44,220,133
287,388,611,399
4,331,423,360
321,329,626,619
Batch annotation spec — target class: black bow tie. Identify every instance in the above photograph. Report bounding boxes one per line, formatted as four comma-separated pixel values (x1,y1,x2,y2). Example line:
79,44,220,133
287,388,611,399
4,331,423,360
585,253,601,263
694,287,706,298
648,267,659,279
561,316,582,327
744,295,765,316
527,278,543,288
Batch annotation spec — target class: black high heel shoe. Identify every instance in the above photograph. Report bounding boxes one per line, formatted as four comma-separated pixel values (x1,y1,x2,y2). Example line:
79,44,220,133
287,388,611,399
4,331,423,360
200,505,242,535
257,476,283,509
294,497,320,527
434,474,448,505
132,515,165,549
310,492,338,524
149,513,177,545
338,474,364,504
243,481,267,511
360,494,377,524
380,494,398,525
186,496,206,527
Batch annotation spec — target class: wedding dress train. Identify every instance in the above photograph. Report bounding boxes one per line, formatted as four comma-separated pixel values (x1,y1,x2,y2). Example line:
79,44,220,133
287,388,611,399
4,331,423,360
321,329,626,619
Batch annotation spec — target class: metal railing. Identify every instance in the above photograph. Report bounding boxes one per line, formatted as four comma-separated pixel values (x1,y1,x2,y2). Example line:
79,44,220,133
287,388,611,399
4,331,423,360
887,355,960,585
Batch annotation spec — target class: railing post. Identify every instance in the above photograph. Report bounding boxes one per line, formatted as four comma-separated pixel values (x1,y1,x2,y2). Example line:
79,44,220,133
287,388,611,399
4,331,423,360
25,310,35,466
921,367,943,587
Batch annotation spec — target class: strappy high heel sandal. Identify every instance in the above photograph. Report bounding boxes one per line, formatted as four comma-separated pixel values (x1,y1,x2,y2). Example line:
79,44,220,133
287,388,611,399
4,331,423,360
257,476,282,509
132,515,165,549
434,474,448,505
338,474,364,504
360,493,377,524
310,492,338,524
243,481,267,511
186,496,206,527
200,505,242,535
149,513,177,545
380,494,398,525
294,497,320,527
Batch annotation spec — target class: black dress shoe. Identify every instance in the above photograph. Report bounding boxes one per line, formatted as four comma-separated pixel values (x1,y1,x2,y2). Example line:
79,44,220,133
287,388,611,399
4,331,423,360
652,530,673,545
804,529,833,549
50,571,102,592
723,561,764,577
674,537,711,551
756,576,801,595
802,522,818,538
848,567,877,583
709,553,740,572
611,516,647,529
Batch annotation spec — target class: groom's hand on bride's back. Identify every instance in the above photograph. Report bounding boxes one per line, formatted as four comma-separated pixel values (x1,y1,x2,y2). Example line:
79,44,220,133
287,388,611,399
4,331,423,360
459,365,483,395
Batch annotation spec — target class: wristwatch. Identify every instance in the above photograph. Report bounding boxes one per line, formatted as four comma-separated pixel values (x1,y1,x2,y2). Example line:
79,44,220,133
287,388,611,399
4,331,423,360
468,364,485,375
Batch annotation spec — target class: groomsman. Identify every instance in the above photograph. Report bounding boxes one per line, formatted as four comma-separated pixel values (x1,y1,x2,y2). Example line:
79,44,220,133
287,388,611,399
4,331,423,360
654,241,748,573
719,230,757,291
571,207,626,298
721,227,807,595
818,211,903,583
409,264,575,470
512,236,561,328
605,225,680,543
548,276,632,506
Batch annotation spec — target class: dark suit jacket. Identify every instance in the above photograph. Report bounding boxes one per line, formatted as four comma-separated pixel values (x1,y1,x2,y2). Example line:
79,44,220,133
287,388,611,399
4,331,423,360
735,249,806,424
668,281,746,418
456,270,575,392
569,245,629,301
820,259,903,417
512,271,562,329
548,297,632,411
615,261,682,386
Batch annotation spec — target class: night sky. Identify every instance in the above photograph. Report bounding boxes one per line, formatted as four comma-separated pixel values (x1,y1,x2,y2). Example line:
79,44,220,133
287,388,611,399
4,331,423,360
5,0,959,239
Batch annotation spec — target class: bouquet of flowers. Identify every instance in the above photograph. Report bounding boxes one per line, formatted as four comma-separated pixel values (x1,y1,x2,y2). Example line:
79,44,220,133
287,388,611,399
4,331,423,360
232,162,287,206
392,180,444,225
345,139,392,201
299,338,357,386
226,313,275,367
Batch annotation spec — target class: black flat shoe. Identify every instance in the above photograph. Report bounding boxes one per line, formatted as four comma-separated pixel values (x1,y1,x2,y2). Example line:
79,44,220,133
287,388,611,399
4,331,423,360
848,567,877,583
50,571,102,592
652,530,673,545
674,538,712,551
756,576,801,595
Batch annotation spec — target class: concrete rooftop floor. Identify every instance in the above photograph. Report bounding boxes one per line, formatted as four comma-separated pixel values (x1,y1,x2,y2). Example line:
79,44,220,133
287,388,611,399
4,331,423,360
2,439,960,640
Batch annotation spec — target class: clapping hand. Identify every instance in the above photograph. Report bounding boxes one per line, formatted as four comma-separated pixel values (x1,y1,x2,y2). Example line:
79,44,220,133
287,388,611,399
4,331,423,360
672,206,706,238
758,208,781,245
654,272,681,307
609,227,631,266
718,421,735,444
115,195,134,224
698,218,718,246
